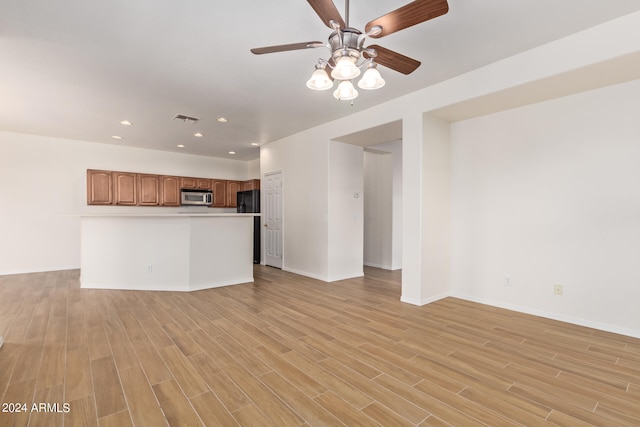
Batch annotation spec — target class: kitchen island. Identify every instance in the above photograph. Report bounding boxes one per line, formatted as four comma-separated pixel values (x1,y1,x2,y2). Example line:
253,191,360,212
80,213,259,291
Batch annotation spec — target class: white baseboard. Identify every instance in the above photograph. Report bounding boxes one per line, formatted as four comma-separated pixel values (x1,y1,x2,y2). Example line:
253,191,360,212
450,292,640,339
401,292,449,306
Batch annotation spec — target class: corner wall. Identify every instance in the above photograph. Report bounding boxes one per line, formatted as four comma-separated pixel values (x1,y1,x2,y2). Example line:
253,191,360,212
450,80,640,337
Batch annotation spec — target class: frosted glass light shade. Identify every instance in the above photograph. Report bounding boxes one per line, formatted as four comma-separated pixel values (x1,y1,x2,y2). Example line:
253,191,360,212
331,56,361,80
358,66,385,90
306,68,333,90
333,80,358,101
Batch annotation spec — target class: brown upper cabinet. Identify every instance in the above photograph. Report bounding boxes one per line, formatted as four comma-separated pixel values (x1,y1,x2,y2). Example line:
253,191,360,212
86,169,113,205
137,174,160,206
211,179,227,208
242,179,260,191
113,172,137,206
226,181,243,208
161,176,181,207
181,177,212,190
87,169,259,208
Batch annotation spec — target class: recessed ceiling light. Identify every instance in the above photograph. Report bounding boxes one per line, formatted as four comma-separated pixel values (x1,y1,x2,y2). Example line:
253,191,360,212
177,144,185,148
217,117,228,123
112,135,123,140
250,142,259,146
194,132,204,138
228,151,236,155
120,120,132,126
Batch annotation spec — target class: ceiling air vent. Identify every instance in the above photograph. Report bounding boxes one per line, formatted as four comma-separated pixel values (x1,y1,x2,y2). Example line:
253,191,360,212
173,114,200,124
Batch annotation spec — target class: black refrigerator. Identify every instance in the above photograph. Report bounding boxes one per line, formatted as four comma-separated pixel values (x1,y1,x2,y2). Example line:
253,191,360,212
237,189,260,264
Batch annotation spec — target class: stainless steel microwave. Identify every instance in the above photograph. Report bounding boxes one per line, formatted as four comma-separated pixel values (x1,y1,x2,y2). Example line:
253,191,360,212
180,189,213,206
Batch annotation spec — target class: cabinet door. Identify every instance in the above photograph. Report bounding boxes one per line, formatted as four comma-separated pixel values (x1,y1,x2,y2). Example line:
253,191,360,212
138,174,160,206
227,181,243,208
161,176,181,207
242,179,260,191
181,177,197,189
87,169,113,205
113,172,137,205
197,178,212,190
211,180,227,207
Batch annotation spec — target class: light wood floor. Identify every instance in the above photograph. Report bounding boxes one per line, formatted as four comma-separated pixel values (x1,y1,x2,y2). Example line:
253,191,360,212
1,266,639,426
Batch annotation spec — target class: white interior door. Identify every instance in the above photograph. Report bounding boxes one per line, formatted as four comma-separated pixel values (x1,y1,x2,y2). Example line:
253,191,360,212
264,171,283,268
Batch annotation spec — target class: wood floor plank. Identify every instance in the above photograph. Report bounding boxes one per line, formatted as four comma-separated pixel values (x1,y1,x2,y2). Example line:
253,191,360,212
0,379,36,427
98,410,134,427
281,351,375,410
314,391,384,427
35,342,66,391
157,346,208,398
128,331,173,386
64,396,98,427
107,330,138,371
318,358,430,424
162,321,202,357
10,339,44,383
91,356,127,418
223,362,304,426
187,352,252,412
29,384,64,427
65,348,95,404
258,370,345,426
119,364,167,427
190,391,241,426
231,404,279,427
152,380,203,427
254,346,326,397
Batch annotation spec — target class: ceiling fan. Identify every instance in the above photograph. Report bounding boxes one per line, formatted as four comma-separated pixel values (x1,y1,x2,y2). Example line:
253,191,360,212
251,0,449,101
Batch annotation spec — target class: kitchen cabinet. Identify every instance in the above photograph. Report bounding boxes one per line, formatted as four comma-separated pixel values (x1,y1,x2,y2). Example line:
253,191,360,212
197,178,212,190
211,179,227,208
86,169,113,205
227,180,243,208
181,177,212,190
87,168,251,208
242,179,260,191
137,174,160,206
161,175,181,207
181,177,197,189
113,172,137,205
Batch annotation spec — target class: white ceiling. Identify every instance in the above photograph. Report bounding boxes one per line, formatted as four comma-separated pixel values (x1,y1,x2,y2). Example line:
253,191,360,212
2,1,640,160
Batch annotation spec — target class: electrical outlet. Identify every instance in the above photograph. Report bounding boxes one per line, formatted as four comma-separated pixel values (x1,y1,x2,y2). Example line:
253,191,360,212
504,276,512,286
554,284,563,295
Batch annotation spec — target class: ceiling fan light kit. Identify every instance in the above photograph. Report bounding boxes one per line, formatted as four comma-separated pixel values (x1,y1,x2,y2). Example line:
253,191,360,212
333,80,358,101
306,65,333,90
252,0,449,102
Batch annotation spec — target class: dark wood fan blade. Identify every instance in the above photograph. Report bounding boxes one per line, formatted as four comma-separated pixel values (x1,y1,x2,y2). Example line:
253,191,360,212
307,0,345,29
365,0,448,38
251,41,324,55
364,45,421,75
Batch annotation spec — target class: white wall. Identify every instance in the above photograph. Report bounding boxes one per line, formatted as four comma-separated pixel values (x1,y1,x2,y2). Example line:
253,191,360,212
363,150,393,269
247,158,260,179
366,140,403,270
260,133,329,280
420,115,451,302
450,80,640,337
328,141,364,281
0,131,251,275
